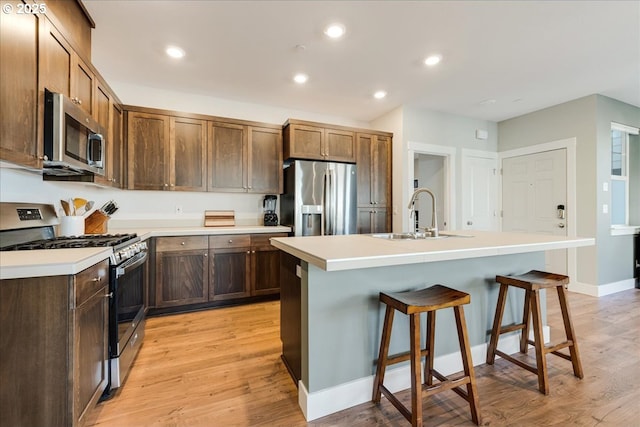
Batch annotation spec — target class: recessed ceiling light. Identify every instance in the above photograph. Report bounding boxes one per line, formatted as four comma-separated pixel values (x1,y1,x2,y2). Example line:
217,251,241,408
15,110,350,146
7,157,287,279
166,46,185,59
293,73,309,84
373,91,387,99
324,23,346,39
424,54,442,66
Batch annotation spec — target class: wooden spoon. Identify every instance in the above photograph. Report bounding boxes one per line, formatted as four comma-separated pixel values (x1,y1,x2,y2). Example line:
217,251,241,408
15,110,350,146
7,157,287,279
60,200,71,216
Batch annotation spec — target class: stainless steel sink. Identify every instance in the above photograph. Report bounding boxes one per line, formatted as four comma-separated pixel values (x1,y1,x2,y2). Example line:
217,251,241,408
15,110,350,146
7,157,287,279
370,232,448,240
370,232,475,240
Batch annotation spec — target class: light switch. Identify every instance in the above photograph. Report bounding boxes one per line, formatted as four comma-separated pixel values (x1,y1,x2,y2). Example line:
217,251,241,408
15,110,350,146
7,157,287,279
602,204,608,214
603,182,609,192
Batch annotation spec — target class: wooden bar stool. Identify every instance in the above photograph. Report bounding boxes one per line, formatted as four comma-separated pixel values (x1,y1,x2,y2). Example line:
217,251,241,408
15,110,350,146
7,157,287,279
486,270,583,395
372,285,481,426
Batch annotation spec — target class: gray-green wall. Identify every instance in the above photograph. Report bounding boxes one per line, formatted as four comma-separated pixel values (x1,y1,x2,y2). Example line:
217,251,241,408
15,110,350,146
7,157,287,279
498,95,640,287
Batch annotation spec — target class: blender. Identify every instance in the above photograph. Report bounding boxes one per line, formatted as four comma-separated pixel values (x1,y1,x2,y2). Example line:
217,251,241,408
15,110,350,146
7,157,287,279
263,195,278,226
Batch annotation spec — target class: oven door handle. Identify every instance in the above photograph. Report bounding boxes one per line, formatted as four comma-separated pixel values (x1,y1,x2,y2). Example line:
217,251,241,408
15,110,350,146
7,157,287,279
115,251,148,278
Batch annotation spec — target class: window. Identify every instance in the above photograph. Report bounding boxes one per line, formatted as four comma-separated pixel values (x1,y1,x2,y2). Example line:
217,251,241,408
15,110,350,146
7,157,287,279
610,122,639,228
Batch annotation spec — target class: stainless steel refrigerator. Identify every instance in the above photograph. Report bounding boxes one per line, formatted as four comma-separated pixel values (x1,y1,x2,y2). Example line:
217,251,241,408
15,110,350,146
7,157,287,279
280,160,357,236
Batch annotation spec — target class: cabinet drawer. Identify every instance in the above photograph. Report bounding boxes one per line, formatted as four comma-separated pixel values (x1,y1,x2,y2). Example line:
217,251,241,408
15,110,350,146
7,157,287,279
75,259,109,307
251,233,288,249
155,236,208,252
209,235,251,249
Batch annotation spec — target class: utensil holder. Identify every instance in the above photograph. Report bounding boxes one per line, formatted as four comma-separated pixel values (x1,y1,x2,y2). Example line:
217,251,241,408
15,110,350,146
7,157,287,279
59,216,85,236
84,211,109,234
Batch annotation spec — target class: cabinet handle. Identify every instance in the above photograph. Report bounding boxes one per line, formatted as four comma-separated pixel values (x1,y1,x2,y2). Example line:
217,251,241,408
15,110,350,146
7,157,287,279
77,99,82,105
92,277,102,282
204,253,208,257
164,183,168,187
246,251,250,254
104,292,113,298
251,250,255,254
228,239,233,243
181,242,185,245
170,184,175,187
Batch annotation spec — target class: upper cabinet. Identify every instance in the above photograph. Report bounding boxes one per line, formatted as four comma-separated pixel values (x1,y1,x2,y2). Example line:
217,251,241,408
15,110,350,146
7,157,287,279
1,2,124,187
356,132,393,234
0,1,40,167
127,110,208,191
283,120,355,163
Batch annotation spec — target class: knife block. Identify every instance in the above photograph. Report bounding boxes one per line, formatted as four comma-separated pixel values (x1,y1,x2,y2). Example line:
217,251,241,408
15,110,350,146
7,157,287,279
84,211,109,234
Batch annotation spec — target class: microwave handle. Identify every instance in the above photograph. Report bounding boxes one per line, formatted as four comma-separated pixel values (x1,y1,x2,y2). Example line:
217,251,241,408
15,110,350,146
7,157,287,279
87,133,105,168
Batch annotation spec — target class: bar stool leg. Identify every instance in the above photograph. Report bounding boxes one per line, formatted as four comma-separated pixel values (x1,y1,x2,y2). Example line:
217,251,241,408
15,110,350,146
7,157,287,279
520,289,532,353
530,289,549,395
486,283,508,364
409,313,423,427
454,305,482,425
373,305,394,403
556,285,584,379
425,310,436,386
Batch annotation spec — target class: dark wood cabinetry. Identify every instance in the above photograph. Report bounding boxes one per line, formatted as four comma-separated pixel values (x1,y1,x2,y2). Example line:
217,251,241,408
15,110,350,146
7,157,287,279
154,236,209,307
0,259,109,427
0,1,40,167
209,235,251,301
251,233,287,295
150,233,285,312
356,132,392,233
208,122,283,193
283,120,355,163
127,109,210,192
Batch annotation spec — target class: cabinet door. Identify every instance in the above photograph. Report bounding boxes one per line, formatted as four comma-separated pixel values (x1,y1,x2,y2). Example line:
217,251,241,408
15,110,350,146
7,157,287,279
208,122,246,192
74,285,109,426
357,208,389,234
171,117,207,191
325,128,355,162
247,126,282,194
285,124,324,160
127,112,170,190
0,1,40,167
209,248,251,301
155,249,209,307
251,234,286,296
93,82,111,186
372,135,391,206
40,20,72,97
110,103,123,188
72,55,93,115
356,133,374,206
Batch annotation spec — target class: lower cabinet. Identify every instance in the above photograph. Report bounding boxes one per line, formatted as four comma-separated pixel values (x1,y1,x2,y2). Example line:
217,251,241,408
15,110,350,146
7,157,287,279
357,207,389,234
152,233,286,310
0,259,109,427
209,235,251,301
154,236,209,308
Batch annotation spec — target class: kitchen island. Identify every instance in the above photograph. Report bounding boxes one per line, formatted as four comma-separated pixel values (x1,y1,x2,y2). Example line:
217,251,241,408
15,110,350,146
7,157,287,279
270,231,594,421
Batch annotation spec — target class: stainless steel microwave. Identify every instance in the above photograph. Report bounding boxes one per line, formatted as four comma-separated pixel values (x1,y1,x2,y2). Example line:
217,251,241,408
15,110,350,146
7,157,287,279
43,89,105,177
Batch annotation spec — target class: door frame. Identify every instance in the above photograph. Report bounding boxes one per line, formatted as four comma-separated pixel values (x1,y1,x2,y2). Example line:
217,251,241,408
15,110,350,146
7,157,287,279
499,137,578,284
407,142,456,232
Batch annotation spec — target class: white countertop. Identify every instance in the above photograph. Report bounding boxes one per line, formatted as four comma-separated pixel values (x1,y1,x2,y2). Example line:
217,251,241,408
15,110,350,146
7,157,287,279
0,247,113,280
1,226,290,280
270,230,595,271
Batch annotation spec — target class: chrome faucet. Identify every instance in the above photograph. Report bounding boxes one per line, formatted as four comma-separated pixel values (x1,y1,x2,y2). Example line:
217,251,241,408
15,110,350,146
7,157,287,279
408,188,439,237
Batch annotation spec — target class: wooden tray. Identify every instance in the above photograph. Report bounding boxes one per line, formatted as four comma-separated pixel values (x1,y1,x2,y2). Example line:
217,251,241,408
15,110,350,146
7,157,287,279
205,210,235,227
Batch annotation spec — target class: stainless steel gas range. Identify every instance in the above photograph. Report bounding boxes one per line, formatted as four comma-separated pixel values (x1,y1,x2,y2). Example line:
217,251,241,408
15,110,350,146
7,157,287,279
0,202,147,396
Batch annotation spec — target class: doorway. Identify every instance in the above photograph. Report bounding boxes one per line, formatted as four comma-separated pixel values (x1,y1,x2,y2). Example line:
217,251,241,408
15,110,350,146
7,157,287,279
413,153,446,232
502,148,568,274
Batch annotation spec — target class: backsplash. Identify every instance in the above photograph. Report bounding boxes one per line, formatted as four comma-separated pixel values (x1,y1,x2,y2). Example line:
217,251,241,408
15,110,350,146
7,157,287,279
0,167,273,229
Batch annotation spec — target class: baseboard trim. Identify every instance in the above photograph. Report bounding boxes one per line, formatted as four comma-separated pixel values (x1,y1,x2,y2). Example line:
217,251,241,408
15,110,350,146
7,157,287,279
569,279,636,297
299,329,549,421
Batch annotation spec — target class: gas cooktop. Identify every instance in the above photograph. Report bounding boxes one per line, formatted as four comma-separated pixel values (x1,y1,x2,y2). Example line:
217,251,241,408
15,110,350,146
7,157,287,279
0,233,137,251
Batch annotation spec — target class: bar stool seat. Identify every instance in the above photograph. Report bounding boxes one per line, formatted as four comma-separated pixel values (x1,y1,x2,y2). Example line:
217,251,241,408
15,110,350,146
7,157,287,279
486,270,583,395
372,285,481,426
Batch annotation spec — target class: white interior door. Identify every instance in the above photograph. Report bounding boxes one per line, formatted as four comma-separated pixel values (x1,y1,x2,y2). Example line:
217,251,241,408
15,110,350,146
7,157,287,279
461,153,499,231
502,149,568,274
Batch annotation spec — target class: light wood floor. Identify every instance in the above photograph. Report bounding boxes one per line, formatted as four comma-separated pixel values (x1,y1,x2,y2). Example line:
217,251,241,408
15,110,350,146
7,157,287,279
87,288,640,426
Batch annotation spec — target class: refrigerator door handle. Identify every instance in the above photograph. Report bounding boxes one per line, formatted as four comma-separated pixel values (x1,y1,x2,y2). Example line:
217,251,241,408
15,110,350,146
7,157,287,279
321,169,327,236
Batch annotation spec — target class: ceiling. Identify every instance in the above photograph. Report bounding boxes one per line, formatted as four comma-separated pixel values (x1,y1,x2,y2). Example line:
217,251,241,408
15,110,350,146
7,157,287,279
83,1,640,124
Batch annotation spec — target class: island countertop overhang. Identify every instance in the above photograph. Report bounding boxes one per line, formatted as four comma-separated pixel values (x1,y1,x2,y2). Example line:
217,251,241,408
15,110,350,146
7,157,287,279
270,231,595,272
